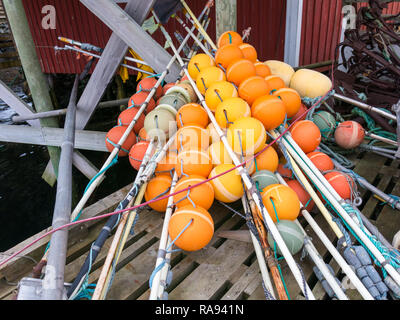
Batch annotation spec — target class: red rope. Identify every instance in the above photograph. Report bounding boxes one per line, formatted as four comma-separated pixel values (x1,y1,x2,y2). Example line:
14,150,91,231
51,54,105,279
0,65,336,268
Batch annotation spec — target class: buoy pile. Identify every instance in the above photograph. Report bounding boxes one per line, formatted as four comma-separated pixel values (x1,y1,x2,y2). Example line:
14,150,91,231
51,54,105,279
101,18,399,301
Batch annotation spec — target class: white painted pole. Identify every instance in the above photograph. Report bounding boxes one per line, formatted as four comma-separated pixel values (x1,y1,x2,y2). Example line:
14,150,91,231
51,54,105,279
284,0,303,67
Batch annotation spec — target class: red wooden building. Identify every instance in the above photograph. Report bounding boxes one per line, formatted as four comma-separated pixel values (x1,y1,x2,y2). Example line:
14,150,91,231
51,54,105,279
20,0,400,74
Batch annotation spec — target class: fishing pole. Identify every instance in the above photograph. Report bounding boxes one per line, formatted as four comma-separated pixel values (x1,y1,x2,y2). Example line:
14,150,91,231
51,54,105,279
54,45,156,77
153,11,316,300
278,130,400,287
58,36,151,67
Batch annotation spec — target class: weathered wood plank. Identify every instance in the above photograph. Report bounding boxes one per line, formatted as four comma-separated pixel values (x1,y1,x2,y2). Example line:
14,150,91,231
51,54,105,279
0,124,108,152
215,0,237,41
0,79,40,127
75,0,157,131
79,0,180,86
0,185,131,279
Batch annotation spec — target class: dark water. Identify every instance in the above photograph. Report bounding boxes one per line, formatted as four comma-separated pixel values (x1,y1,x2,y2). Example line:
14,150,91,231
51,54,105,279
0,81,137,252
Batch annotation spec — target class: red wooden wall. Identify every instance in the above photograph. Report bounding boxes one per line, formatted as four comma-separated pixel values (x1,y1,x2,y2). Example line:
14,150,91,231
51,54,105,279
18,0,400,74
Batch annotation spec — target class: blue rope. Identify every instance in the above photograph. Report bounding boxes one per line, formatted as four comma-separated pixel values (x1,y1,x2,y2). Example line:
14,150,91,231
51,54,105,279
148,219,193,289
71,243,96,300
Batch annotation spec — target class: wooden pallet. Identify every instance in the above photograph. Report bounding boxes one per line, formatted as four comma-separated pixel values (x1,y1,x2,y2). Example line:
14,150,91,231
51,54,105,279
0,150,399,300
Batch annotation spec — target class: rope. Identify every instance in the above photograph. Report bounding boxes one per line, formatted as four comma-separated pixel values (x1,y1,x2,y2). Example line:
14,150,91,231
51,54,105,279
148,219,193,290
319,143,354,169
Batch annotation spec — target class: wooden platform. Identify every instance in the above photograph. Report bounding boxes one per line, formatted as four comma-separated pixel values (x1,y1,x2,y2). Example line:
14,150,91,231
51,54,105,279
0,149,399,300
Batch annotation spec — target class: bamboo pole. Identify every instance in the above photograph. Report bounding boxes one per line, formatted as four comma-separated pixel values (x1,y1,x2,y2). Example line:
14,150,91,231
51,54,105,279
280,131,400,286
2,0,61,183
154,13,315,300
242,192,287,300
42,76,79,300
149,172,179,300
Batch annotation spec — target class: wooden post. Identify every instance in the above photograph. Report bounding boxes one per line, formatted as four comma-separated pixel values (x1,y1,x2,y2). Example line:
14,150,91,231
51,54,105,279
215,0,237,40
2,0,61,183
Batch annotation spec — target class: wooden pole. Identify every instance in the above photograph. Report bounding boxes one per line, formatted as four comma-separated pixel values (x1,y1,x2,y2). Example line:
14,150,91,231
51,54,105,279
2,0,61,183
215,0,237,41
43,76,79,300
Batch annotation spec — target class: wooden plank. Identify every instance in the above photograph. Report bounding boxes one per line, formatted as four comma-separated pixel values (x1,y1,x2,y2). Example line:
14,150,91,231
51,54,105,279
221,261,262,300
79,0,180,85
0,124,108,152
75,0,158,131
0,184,132,279
0,79,40,127
168,237,253,300
215,0,237,40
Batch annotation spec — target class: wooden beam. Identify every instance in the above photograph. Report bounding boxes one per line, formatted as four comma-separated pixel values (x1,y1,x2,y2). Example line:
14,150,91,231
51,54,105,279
0,124,108,152
79,0,180,85
75,0,157,131
215,0,237,41
0,79,41,127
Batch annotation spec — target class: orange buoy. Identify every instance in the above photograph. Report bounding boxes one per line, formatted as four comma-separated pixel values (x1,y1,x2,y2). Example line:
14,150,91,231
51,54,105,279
188,53,216,81
162,83,175,96
205,81,238,112
254,145,279,173
226,59,257,87
137,77,162,100
239,43,258,62
128,141,150,171
307,151,334,172
334,121,365,149
138,127,150,142
176,148,213,178
208,141,233,165
290,120,321,153
251,95,286,130
277,163,293,179
265,75,286,94
176,103,209,128
238,76,270,105
227,117,267,157
118,107,146,134
209,164,244,203
273,88,302,118
215,44,244,69
324,171,355,200
105,126,137,157
174,125,210,151
168,205,214,252
155,151,177,176
173,175,215,210
261,184,301,222
290,103,308,122
145,175,172,212
128,91,156,114
254,62,271,78
196,66,226,95
286,180,315,211
215,97,251,129
218,31,243,48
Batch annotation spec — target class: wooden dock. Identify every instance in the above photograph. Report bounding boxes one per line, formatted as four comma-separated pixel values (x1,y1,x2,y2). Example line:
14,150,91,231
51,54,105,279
0,149,399,300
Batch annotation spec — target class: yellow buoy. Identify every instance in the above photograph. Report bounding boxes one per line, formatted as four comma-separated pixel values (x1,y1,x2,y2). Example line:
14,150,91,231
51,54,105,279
209,164,244,203
264,60,295,87
208,141,233,166
205,81,238,112
215,97,251,129
290,69,332,98
227,117,267,157
188,53,216,80
196,66,226,95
